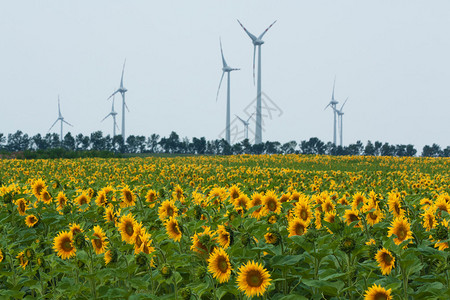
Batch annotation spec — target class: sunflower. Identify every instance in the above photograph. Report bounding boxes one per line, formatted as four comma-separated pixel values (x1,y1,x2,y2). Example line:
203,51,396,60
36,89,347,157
294,198,312,224
208,247,232,283
324,211,336,224
121,186,136,207
32,179,47,199
249,192,265,219
158,200,178,221
208,187,227,206
172,185,185,203
233,194,249,214
264,231,279,245
435,197,450,216
344,209,361,227
236,261,271,297
69,223,83,236
95,191,108,207
118,213,137,244
388,193,404,217
433,219,449,251
165,217,182,242
351,192,366,211
375,248,395,275
16,251,28,269
104,250,113,265
216,225,232,249
56,191,68,211
145,189,158,207
134,225,155,255
191,227,216,255
14,198,28,216
41,190,52,205
388,216,413,245
0,249,3,263
74,193,90,211
228,185,242,203
53,231,76,259
364,284,392,300
421,207,436,231
263,190,281,214
321,198,335,213
25,214,38,227
91,225,108,255
288,218,308,237
104,205,118,224
366,207,384,226
420,198,433,210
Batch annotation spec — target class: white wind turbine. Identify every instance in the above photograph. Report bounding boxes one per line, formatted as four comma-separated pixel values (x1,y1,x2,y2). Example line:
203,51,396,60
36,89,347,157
324,78,339,145
108,60,128,139
236,112,254,140
216,39,240,144
237,19,276,145
333,97,348,147
48,96,73,143
102,95,119,137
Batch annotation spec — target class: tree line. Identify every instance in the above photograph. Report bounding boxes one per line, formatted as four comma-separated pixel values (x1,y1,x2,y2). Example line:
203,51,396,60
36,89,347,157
0,130,449,157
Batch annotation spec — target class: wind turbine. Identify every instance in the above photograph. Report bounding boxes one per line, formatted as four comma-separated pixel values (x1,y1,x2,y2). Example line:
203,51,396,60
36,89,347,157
102,95,119,137
324,78,339,145
108,60,128,139
48,96,73,143
236,112,254,140
216,39,240,144
237,19,276,145
333,97,348,147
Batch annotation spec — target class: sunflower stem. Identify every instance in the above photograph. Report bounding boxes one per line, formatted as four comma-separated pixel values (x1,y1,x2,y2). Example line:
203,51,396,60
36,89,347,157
87,245,97,299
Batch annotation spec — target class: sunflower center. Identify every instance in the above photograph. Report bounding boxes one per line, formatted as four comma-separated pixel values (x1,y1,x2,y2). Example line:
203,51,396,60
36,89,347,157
125,191,132,203
167,207,174,217
369,212,378,220
382,253,393,264
295,224,305,235
125,223,134,236
300,210,307,220
93,237,102,249
374,292,388,300
79,197,87,205
217,257,228,273
349,214,359,222
267,200,276,211
397,227,406,240
246,270,263,287
62,239,72,251
19,202,25,212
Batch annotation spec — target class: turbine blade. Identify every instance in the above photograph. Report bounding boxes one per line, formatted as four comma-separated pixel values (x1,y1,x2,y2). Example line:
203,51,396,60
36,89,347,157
237,19,257,41
332,76,336,101
246,112,255,122
120,59,126,88
48,119,58,132
58,96,61,116
101,113,111,122
258,20,277,40
341,97,348,110
235,114,246,124
220,38,227,68
252,45,256,85
108,90,120,100
125,101,130,112
63,120,73,127
115,121,120,131
216,71,225,102
324,103,331,110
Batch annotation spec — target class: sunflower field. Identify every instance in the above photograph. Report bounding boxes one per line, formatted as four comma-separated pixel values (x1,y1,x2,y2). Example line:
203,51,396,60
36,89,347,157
1,155,450,299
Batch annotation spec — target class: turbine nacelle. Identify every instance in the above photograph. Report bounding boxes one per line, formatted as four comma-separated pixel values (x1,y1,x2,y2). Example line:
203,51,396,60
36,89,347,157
253,39,265,46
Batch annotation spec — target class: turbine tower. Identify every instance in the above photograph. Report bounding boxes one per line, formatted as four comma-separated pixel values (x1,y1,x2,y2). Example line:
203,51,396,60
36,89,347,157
102,95,119,137
324,78,339,145
236,112,254,140
237,19,276,145
48,96,73,143
216,39,240,144
333,97,348,147
108,60,128,139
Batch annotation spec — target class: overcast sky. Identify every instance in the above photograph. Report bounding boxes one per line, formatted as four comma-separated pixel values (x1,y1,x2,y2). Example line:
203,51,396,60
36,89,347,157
1,1,449,149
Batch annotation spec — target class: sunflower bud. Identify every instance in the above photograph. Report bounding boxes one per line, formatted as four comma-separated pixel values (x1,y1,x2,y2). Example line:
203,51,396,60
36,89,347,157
77,259,85,269
161,263,172,278
179,287,192,300
74,233,86,249
195,266,207,279
62,205,72,215
240,233,251,247
434,224,449,241
193,205,203,220
25,248,35,260
339,237,356,254
158,188,165,198
135,252,148,267
304,228,319,243
96,205,105,216
200,290,213,300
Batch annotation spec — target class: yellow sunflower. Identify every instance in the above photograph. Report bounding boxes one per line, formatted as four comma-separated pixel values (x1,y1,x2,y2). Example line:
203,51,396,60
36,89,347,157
263,190,281,214
435,196,450,216
388,193,404,217
69,223,83,236
32,179,47,199
344,209,361,227
421,207,436,231
364,284,392,300
233,194,249,214
249,192,265,219
134,224,155,255
95,191,108,207
321,198,335,213
118,213,137,244
351,192,366,211
41,190,52,205
56,191,68,211
104,250,113,265
288,218,308,237
388,216,413,245
366,207,384,226
165,217,182,242
433,219,449,251
172,184,185,203
0,249,3,263
145,189,158,207
229,185,242,202
16,251,28,269
25,214,38,227
216,225,232,249
14,198,28,216
74,193,90,211
375,248,395,275
236,260,271,297
158,200,178,221
294,198,312,225
91,225,108,254
121,186,136,207
104,205,118,224
208,247,232,283
264,231,278,245
191,227,216,255
53,231,76,259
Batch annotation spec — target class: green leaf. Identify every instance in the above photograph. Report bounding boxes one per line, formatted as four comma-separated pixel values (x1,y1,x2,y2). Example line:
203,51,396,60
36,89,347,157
302,279,344,296
270,255,303,268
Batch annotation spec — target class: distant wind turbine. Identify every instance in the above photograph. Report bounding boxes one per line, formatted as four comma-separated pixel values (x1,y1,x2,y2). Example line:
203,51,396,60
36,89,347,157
333,97,348,147
102,95,119,137
48,95,73,143
216,38,240,144
108,59,128,139
236,112,254,140
237,19,276,145
324,78,339,145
